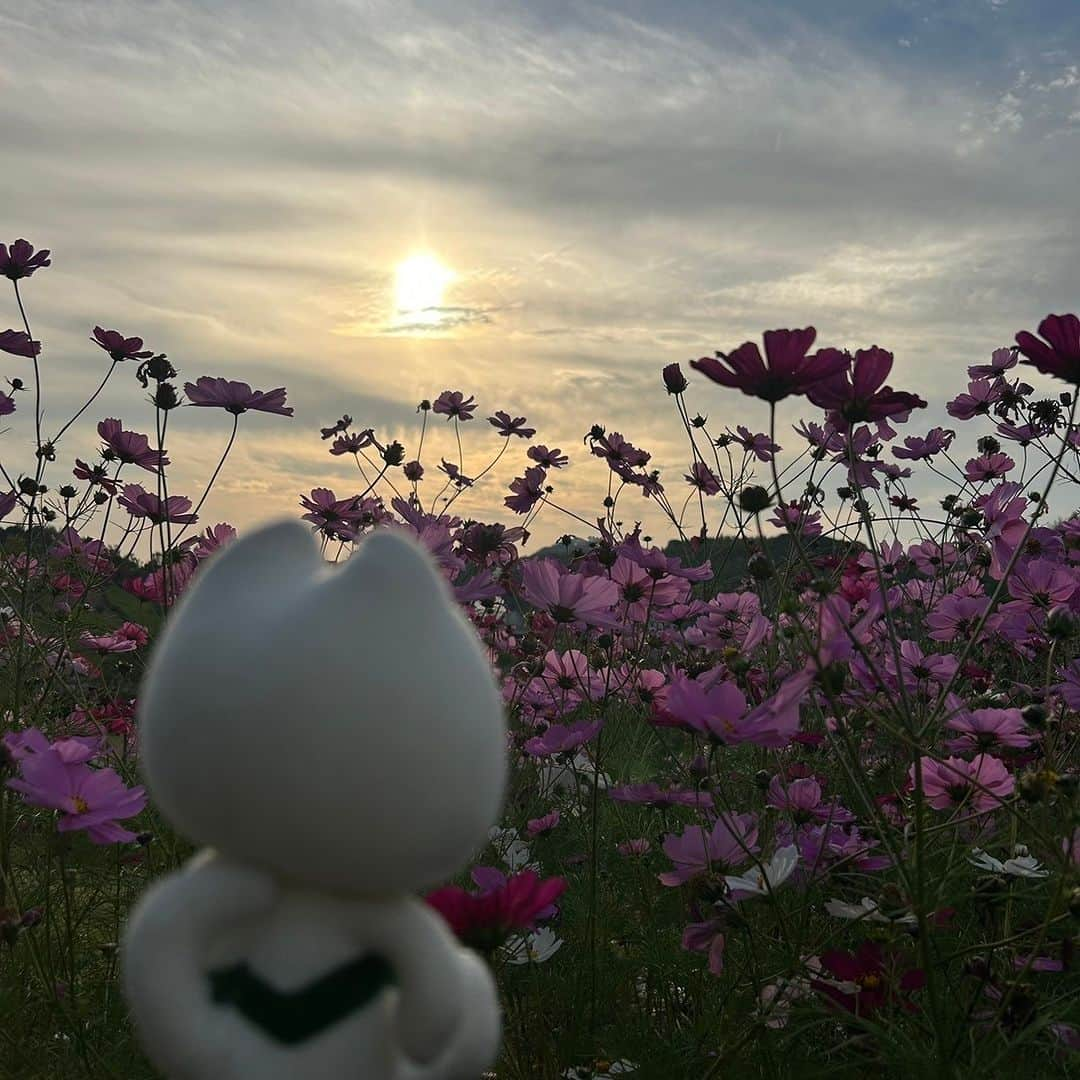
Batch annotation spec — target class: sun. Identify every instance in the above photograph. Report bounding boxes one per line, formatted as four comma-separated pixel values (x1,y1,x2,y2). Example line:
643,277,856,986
395,254,455,325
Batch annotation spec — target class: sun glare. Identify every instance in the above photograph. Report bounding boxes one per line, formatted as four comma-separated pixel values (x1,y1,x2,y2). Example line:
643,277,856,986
395,253,455,325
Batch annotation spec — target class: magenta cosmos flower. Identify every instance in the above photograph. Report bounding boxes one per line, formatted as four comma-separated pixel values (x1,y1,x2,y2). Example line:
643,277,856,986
0,239,50,280
91,327,153,363
98,419,169,472
0,329,40,358
184,377,293,416
1015,313,1080,384
691,327,845,403
807,346,926,430
909,754,1014,814
520,559,620,628
7,747,146,844
118,484,198,524
659,813,759,886
425,869,566,950
524,720,603,758
432,390,477,421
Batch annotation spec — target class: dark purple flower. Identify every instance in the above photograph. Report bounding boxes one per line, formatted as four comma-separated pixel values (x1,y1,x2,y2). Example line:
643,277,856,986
299,488,363,538
91,327,153,363
432,390,477,421
330,429,376,455
685,461,721,495
0,239,50,280
807,346,926,431
0,329,40,358
892,427,954,461
118,484,198,525
663,362,688,394
488,411,536,439
691,327,844,403
1015,313,1080,384
968,347,1017,380
505,467,547,513
528,445,568,469
98,419,169,473
0,391,14,417
184,377,293,416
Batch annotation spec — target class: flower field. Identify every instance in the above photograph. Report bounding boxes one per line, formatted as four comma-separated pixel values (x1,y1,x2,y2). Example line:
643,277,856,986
0,238,1078,1078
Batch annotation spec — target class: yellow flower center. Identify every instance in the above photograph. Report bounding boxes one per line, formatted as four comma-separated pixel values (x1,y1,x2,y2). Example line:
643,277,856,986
72,796,89,814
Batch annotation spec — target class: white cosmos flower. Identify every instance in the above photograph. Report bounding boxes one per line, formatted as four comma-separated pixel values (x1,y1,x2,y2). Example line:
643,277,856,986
970,847,1049,878
504,927,564,966
824,897,918,926
724,845,799,899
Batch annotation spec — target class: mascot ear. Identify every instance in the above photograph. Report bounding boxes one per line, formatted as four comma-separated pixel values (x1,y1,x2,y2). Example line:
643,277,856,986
175,520,320,611
332,527,451,608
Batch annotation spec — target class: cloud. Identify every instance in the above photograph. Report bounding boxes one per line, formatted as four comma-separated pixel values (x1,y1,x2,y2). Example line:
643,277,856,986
0,0,1077,544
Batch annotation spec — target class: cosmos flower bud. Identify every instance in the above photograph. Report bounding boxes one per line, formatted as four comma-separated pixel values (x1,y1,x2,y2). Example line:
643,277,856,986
662,363,688,395
747,552,772,580
1046,606,1076,640
381,441,406,466
58,485,76,499
1021,703,1047,729
739,485,771,513
403,460,424,481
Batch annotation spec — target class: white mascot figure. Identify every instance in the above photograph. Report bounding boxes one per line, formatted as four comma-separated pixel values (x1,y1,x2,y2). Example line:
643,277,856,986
122,521,507,1079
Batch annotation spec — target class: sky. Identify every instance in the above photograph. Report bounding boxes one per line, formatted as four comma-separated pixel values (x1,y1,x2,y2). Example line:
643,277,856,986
2,0,1079,548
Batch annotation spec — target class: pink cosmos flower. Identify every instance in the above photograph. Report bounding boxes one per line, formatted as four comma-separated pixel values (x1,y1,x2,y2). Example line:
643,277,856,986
123,559,196,607
968,347,1017,380
732,426,780,462
526,811,560,837
79,621,149,654
488,411,536,439
527,445,568,469
659,813,759,885
807,346,926,432
0,329,40,357
432,390,477,421
73,459,119,494
682,918,726,976
91,327,153,363
0,239,50,280
7,748,146,844
944,709,1032,754
520,559,620,628
2,728,99,765
947,379,1002,421
691,327,844,403
118,484,198,525
964,452,1014,482
524,720,603,758
98,419,169,472
1015,312,1080,384
769,502,822,538
184,377,293,416
50,528,111,572
909,754,1014,814
609,784,712,809
504,467,546,513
